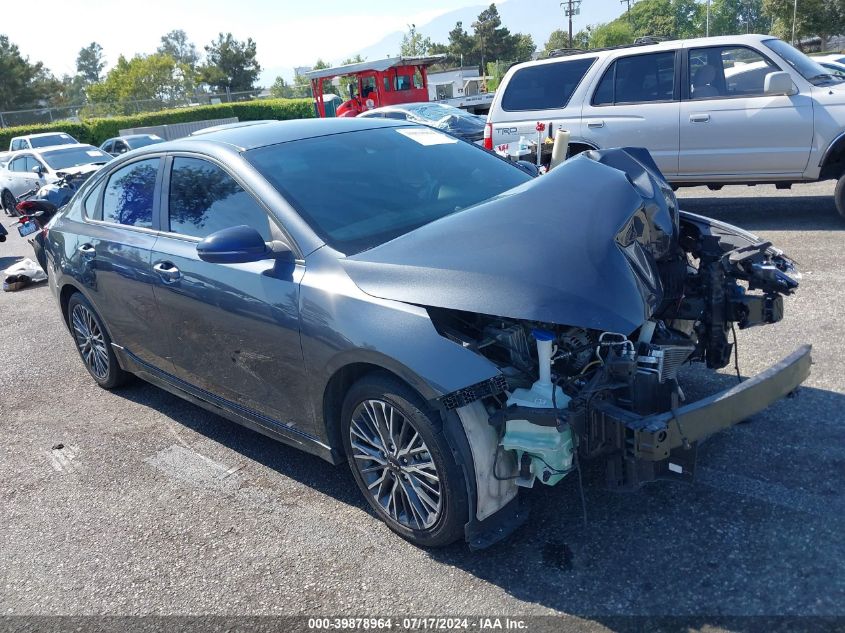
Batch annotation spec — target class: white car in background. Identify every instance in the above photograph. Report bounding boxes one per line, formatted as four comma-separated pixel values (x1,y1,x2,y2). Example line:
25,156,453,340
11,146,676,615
9,132,79,151
0,144,109,213
485,34,845,218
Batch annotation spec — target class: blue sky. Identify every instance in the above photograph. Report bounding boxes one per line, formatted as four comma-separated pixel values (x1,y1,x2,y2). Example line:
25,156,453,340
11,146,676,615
3,0,625,85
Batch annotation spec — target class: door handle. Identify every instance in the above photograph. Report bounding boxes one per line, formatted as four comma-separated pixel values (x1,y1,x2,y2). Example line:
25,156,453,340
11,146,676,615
153,261,182,282
587,120,605,128
689,113,711,123
77,243,95,257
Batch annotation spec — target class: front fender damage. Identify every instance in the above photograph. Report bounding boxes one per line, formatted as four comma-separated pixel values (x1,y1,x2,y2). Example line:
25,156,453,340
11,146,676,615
422,149,809,548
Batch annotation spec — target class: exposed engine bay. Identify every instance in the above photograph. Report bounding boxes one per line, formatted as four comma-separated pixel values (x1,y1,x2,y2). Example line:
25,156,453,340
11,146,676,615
424,148,803,495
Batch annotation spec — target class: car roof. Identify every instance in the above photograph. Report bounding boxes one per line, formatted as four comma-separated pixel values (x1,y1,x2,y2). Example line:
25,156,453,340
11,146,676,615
29,143,103,156
13,131,77,139
190,120,276,136
511,33,780,71
157,117,413,152
108,134,162,141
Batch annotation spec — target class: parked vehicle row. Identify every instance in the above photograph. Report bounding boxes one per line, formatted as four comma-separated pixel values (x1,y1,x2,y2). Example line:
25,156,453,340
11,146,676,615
0,144,109,215
41,118,809,548
484,34,845,217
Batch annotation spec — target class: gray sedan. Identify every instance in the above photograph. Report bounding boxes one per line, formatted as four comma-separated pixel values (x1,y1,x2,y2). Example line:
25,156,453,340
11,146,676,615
42,118,808,548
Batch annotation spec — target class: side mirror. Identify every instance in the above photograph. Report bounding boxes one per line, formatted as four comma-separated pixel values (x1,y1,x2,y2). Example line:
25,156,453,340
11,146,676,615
515,160,540,177
196,225,290,264
764,71,795,96
31,165,43,177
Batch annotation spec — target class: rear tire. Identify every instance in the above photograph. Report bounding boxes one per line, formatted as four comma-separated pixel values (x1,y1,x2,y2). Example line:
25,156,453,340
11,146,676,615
341,373,468,548
2,190,16,216
67,293,128,390
835,174,845,220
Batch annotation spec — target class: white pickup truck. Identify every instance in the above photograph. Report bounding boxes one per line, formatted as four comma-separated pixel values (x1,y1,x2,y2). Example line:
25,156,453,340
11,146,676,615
484,34,845,217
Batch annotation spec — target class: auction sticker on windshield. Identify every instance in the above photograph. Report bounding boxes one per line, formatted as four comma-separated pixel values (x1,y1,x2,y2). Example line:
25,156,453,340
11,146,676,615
396,128,458,146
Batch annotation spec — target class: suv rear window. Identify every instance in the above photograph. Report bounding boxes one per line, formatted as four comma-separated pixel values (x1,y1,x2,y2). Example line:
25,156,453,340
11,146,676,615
593,51,676,105
501,57,596,111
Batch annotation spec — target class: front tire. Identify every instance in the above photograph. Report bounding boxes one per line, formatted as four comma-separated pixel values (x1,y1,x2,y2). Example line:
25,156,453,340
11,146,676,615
67,293,128,389
835,173,845,220
341,373,468,547
2,190,16,216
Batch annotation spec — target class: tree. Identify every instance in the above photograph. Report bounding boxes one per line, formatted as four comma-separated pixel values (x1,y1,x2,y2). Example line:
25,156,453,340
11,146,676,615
471,4,528,71
270,76,296,98
86,53,193,114
590,21,636,47
764,0,844,47
513,33,537,62
708,0,767,35
543,29,572,55
0,35,54,111
77,42,105,84
199,33,261,93
158,30,200,69
401,24,433,57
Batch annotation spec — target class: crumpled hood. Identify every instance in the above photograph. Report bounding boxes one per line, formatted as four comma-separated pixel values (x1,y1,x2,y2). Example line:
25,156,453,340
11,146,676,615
341,148,677,334
54,163,104,178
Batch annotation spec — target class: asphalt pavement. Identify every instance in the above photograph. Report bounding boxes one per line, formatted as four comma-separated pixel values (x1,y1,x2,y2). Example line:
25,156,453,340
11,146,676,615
1,182,843,630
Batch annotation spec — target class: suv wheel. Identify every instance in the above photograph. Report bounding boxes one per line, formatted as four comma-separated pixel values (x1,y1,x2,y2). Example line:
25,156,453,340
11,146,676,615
67,293,128,389
341,373,468,547
835,174,845,220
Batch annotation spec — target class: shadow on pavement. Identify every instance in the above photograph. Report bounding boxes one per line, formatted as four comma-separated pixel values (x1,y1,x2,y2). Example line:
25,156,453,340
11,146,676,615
679,194,843,232
113,369,845,623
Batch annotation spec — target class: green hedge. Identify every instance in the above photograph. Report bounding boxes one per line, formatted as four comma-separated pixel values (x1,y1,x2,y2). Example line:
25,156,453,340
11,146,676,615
0,98,315,149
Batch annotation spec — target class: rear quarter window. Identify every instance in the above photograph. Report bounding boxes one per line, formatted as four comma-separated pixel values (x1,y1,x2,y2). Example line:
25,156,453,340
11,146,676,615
501,57,596,111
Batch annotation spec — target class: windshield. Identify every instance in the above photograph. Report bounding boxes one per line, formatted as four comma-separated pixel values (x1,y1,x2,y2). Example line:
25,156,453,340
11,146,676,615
30,133,78,149
764,38,843,85
41,146,109,170
246,126,531,254
405,104,485,135
127,136,164,149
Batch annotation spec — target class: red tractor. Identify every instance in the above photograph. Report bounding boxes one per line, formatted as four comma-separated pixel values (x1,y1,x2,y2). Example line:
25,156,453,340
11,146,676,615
305,56,444,118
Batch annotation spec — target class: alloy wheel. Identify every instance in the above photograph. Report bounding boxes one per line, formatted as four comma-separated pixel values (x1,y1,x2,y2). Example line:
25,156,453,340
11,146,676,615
71,304,110,380
349,399,443,530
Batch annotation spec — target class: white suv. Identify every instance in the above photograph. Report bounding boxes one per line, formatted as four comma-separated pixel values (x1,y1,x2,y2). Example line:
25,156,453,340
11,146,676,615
485,35,845,217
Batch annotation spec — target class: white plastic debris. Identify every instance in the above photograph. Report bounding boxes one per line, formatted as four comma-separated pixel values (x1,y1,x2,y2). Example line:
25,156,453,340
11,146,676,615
4,258,47,282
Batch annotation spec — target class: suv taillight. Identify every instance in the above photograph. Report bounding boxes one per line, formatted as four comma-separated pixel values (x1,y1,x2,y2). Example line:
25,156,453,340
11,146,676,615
483,122,493,150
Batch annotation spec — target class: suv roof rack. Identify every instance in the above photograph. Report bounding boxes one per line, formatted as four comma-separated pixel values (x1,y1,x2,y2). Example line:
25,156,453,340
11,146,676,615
547,36,674,58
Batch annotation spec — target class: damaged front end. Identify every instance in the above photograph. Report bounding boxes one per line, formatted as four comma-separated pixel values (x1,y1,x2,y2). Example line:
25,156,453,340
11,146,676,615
344,147,810,547
428,149,809,545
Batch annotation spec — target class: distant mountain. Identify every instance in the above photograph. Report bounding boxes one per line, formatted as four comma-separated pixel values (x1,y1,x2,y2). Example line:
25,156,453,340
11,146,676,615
259,0,623,86
350,0,613,64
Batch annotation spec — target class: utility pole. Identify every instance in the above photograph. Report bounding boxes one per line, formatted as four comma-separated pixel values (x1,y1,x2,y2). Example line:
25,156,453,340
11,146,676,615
561,0,582,48
620,0,633,23
706,0,711,36
791,0,798,45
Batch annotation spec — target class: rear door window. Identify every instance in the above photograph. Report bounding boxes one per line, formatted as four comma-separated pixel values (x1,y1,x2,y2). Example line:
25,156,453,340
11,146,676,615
501,57,596,111
167,157,272,240
593,51,676,105
101,158,160,228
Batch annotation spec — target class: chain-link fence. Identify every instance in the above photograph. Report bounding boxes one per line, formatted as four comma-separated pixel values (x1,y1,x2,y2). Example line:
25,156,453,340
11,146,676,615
0,89,275,128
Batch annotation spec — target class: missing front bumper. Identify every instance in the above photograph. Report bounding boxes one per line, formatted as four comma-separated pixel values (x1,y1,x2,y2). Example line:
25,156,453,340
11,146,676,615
574,344,812,489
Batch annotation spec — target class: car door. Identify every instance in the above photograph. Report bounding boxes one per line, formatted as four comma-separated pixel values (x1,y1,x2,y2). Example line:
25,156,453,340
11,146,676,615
149,154,309,432
75,156,173,370
580,50,681,176
678,44,814,177
4,154,45,197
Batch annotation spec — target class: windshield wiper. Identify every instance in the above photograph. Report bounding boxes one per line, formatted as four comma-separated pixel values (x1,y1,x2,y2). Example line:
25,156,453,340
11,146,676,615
808,73,838,84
